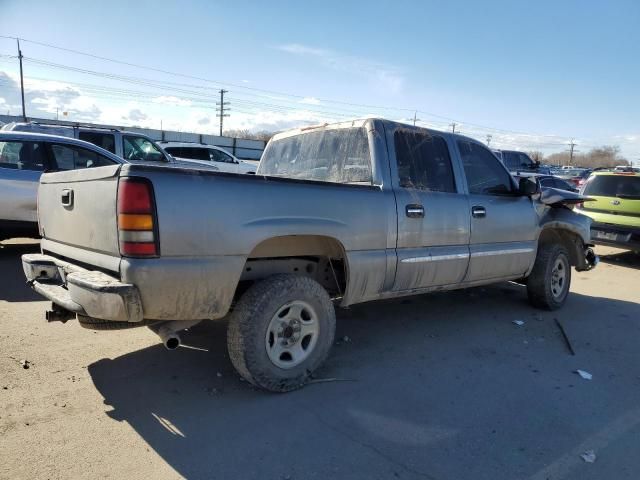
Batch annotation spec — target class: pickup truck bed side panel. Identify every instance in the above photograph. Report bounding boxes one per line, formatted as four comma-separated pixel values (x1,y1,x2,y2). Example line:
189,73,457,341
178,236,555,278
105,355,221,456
121,165,396,314
120,256,246,320
124,169,392,257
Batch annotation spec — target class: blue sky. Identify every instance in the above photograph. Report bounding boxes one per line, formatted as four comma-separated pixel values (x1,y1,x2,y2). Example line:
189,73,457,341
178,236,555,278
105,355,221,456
0,0,638,159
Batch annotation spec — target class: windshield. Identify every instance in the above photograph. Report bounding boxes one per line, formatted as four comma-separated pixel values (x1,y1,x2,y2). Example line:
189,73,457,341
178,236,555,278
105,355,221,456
583,175,640,199
123,136,165,162
258,127,372,185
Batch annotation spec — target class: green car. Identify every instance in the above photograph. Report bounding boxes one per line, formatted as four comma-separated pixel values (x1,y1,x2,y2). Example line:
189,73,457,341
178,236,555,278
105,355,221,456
576,171,640,251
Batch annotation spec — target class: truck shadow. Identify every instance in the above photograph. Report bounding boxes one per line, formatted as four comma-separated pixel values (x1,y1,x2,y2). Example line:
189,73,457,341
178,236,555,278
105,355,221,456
597,249,640,271
87,286,640,480
0,241,42,302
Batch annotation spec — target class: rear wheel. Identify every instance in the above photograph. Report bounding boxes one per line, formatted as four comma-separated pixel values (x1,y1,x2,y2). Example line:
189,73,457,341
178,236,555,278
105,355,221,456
227,274,336,392
526,243,571,310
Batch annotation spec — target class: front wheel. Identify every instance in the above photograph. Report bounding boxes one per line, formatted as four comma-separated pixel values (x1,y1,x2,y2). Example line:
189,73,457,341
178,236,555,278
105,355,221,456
227,274,336,392
526,243,571,310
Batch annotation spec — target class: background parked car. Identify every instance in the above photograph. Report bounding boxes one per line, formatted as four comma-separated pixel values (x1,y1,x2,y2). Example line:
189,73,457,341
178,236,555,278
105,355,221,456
2,122,173,163
0,131,120,240
494,149,552,174
158,141,257,174
0,131,219,241
576,171,640,251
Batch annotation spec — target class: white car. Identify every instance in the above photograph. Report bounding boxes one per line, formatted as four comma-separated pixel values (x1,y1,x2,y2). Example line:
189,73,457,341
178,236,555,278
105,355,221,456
159,142,257,174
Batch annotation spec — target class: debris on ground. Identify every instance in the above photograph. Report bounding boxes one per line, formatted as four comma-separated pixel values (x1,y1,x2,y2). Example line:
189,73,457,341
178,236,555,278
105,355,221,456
580,450,597,463
206,386,221,396
576,369,593,380
512,320,525,326
555,318,576,355
308,377,356,384
21,360,30,369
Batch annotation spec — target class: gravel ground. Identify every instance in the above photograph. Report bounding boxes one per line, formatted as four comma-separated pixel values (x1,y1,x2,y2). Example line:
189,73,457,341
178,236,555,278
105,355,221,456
1,239,639,480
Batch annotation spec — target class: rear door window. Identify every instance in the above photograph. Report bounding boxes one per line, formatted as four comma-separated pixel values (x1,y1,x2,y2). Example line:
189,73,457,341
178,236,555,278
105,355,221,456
78,131,116,154
583,175,640,199
458,141,515,195
0,141,48,171
394,130,456,192
50,144,116,170
166,147,210,161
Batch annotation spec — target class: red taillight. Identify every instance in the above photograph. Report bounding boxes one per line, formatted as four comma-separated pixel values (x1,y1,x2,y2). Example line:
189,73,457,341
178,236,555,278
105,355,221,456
118,181,152,213
117,178,159,257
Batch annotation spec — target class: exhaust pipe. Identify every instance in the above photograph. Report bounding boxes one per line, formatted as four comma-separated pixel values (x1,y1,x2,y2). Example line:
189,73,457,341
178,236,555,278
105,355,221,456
148,320,201,350
157,326,181,350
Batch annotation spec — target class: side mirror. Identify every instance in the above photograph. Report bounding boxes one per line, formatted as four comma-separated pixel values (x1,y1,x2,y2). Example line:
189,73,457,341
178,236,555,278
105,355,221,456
518,177,539,196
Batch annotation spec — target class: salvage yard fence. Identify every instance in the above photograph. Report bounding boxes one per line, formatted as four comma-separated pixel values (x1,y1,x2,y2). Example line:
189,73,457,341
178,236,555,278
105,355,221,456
0,115,266,161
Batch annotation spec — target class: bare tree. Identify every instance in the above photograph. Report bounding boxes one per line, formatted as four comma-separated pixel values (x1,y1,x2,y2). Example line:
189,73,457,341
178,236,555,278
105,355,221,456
546,145,629,169
223,129,276,142
527,151,545,163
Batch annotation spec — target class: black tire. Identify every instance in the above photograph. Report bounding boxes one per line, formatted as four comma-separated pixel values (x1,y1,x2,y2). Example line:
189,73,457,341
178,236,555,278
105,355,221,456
227,274,336,392
526,243,571,310
78,315,145,330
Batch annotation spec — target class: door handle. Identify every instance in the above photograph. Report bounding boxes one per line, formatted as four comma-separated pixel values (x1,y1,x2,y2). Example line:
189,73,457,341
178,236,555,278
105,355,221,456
406,204,424,218
471,205,486,218
61,189,74,207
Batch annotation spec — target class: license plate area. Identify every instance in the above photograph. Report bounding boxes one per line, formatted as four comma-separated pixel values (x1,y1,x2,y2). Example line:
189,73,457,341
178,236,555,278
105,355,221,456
593,230,631,242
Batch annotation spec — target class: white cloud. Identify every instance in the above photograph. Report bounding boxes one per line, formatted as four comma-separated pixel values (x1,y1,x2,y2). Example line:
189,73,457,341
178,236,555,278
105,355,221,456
300,96,321,105
276,43,405,94
124,108,148,122
152,95,192,107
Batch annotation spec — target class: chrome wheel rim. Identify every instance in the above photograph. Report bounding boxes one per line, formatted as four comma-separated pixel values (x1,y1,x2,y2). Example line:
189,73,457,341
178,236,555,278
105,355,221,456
265,301,319,369
550,257,568,299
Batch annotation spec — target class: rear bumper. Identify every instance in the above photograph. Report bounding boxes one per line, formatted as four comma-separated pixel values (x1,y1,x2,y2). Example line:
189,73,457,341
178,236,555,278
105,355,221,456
22,254,143,322
590,223,640,250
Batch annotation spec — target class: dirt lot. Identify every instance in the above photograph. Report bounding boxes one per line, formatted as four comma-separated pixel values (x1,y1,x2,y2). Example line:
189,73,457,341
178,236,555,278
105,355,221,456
1,239,639,480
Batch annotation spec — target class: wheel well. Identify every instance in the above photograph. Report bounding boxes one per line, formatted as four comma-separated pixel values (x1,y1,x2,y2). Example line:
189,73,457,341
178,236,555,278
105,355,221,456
238,235,348,298
538,228,584,266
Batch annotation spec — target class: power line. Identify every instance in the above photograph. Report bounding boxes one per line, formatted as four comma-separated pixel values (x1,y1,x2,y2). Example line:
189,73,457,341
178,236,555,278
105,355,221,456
0,34,572,140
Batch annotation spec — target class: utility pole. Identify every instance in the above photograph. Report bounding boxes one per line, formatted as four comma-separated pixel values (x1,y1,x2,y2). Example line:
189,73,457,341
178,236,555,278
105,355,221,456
412,111,420,126
486,134,492,147
216,89,229,136
17,38,26,121
449,122,457,133
566,139,578,166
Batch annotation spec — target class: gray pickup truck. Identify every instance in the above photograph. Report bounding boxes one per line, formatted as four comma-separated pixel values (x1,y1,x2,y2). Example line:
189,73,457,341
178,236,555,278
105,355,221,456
22,118,597,392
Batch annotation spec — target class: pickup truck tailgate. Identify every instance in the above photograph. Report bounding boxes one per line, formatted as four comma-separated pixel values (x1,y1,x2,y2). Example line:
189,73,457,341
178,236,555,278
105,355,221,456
38,165,122,258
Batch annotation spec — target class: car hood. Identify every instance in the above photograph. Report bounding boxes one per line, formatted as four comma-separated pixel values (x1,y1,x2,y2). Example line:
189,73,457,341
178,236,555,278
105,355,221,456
538,187,595,206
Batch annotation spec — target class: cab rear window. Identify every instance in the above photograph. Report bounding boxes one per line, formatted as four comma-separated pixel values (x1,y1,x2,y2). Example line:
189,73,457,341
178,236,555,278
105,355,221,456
258,128,372,185
583,175,640,199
